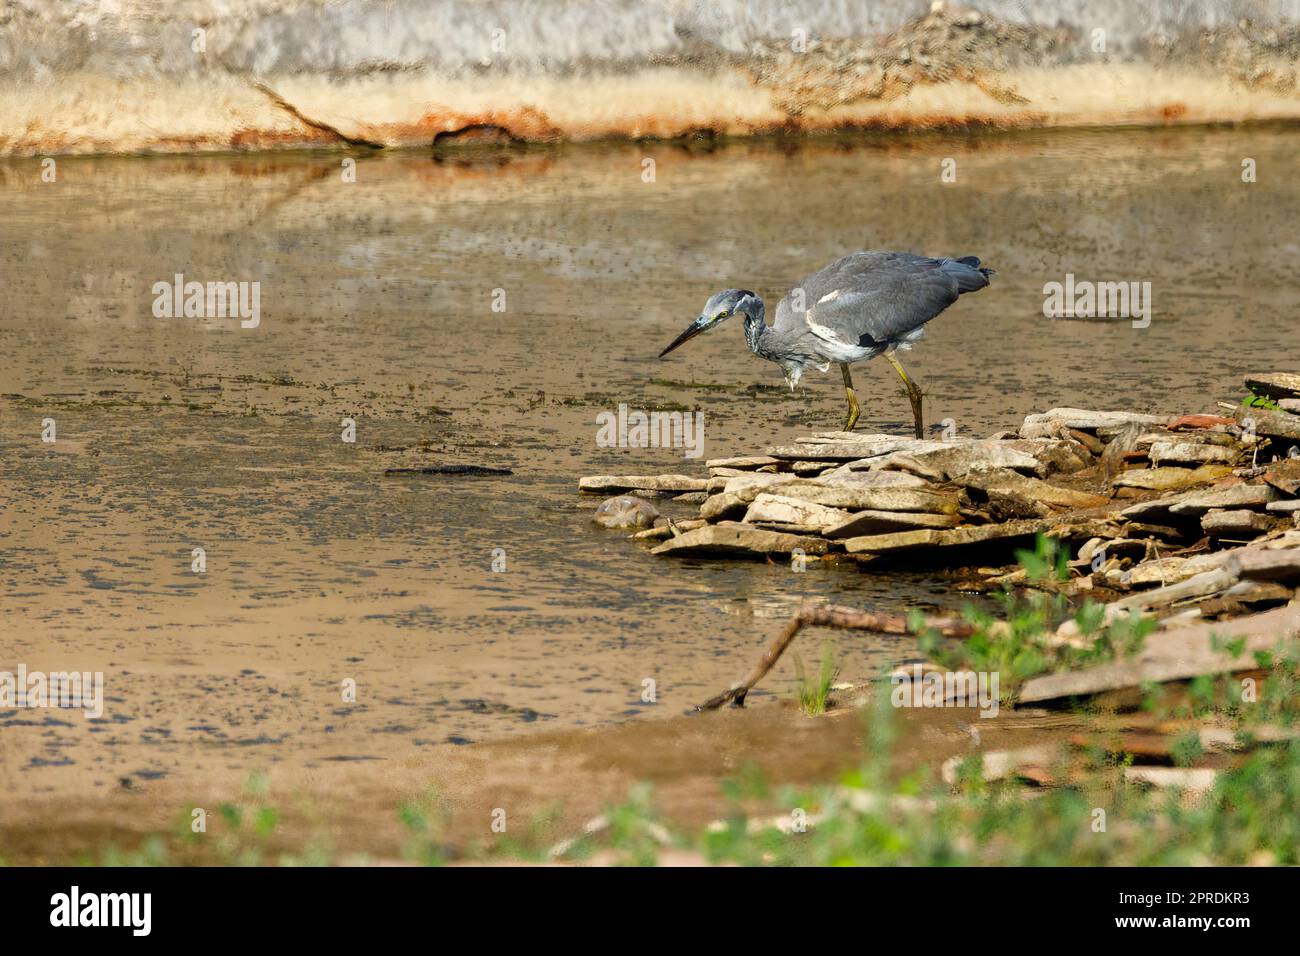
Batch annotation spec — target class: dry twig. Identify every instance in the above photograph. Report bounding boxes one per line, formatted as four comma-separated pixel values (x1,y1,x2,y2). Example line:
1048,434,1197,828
695,603,975,711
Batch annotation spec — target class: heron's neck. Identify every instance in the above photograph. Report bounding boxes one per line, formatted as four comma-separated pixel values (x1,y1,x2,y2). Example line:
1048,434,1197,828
741,302,766,356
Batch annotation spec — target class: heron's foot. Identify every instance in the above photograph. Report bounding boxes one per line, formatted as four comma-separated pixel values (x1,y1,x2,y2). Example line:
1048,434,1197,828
891,383,923,437
895,381,923,437
843,387,860,432
884,352,925,439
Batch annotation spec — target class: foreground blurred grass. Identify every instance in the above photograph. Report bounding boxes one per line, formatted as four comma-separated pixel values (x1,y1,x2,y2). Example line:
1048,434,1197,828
585,673,1300,866
569,539,1300,866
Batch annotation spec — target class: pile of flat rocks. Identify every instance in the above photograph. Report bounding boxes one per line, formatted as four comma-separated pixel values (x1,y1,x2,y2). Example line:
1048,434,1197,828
581,374,1300,625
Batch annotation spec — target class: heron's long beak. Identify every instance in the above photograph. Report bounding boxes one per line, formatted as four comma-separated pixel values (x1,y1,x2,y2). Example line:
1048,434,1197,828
658,316,710,358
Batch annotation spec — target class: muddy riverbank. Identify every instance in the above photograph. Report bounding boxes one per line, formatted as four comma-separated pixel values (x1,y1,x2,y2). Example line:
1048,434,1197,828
0,689,1099,865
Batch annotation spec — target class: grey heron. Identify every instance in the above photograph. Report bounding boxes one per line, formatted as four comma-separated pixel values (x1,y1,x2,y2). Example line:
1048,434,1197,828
658,251,994,437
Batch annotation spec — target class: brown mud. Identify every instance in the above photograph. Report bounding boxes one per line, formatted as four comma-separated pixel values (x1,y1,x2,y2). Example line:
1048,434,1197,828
2,693,1094,865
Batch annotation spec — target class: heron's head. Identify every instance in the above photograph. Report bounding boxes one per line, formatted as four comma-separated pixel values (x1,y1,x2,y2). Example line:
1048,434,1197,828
658,289,763,358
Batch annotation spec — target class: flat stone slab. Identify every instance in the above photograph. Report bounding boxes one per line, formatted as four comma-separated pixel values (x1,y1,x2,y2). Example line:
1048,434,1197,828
1147,440,1238,466
1118,495,1187,520
1227,547,1300,582
1202,508,1272,535
1136,430,1237,451
700,473,860,519
704,455,778,470
1118,480,1266,519
1112,463,1233,491
789,433,1090,481
823,509,962,538
767,439,950,462
650,523,830,558
720,472,790,496
1020,407,1168,439
958,467,1110,510
579,474,708,493
1265,499,1300,514
871,442,1043,481
1236,406,1300,441
743,494,851,530
770,483,959,514
1244,372,1300,401
1114,551,1231,587
815,465,931,487
843,518,1048,554
1167,483,1278,515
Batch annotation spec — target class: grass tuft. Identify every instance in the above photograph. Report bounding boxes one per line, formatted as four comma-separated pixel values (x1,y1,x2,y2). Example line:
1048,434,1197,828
794,644,838,716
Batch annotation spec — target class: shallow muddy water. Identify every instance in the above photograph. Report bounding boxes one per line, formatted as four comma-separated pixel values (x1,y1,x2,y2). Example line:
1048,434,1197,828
1,127,1297,795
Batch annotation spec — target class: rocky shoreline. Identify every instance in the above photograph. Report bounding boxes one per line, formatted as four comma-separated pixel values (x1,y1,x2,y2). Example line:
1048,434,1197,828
583,372,1300,711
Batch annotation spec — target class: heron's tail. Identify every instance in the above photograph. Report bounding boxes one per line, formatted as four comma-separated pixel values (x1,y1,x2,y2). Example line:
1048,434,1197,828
944,255,995,293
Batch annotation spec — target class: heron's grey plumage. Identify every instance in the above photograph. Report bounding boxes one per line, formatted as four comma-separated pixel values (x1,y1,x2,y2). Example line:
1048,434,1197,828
659,249,994,433
753,251,993,386
777,251,987,347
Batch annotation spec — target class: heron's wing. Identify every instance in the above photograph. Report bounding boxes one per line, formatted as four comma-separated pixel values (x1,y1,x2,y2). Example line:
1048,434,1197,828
774,251,987,348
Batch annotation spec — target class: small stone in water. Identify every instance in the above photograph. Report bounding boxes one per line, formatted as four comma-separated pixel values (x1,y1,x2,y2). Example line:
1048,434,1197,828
593,495,661,529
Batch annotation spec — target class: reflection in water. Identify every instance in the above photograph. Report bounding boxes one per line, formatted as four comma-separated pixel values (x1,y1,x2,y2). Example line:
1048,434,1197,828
0,128,1296,789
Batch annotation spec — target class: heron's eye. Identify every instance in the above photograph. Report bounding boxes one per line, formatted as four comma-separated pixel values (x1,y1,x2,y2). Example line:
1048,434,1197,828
716,310,729,319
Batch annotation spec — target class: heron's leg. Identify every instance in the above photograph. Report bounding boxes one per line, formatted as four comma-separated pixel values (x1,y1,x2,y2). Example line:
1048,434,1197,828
885,352,924,439
839,363,860,432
